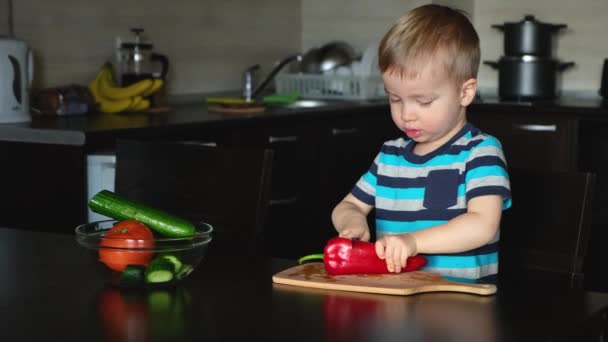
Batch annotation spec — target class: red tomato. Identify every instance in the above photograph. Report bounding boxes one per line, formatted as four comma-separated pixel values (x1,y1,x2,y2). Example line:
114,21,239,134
99,220,155,272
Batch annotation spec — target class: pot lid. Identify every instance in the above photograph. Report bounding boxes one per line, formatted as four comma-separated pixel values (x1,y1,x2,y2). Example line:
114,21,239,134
502,15,567,30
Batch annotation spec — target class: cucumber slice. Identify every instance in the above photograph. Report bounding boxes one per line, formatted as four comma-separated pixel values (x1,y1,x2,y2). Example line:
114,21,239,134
88,190,195,238
176,264,194,280
120,265,146,287
146,258,175,284
160,254,183,273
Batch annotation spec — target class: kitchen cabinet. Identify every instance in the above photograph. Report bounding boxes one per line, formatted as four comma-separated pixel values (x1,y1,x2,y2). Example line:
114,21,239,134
468,110,579,171
6,98,608,291
468,106,608,293
232,119,319,258
316,113,399,238
0,141,87,233
233,110,398,259
578,120,608,292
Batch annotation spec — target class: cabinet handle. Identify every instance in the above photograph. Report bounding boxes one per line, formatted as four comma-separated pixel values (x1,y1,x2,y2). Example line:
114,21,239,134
268,135,299,143
178,140,218,147
269,197,298,206
331,127,359,136
512,124,557,132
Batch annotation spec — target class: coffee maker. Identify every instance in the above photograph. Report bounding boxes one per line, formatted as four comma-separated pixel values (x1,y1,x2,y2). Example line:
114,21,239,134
116,28,169,87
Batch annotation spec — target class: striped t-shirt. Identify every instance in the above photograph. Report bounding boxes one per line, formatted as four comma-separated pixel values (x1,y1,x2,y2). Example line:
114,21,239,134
351,123,512,283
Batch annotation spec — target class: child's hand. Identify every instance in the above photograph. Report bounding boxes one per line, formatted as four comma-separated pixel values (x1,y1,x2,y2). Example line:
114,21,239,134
375,234,418,273
338,225,370,242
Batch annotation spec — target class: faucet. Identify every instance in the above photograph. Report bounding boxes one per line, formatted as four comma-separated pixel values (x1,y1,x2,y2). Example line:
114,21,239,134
243,53,303,101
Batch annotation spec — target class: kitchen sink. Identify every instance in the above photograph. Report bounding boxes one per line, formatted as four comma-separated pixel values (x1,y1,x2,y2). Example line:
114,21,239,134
281,99,333,109
268,99,363,110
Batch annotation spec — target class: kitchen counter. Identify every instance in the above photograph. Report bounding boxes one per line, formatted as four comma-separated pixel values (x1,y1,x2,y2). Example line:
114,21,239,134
2,94,608,146
2,226,607,341
0,98,389,146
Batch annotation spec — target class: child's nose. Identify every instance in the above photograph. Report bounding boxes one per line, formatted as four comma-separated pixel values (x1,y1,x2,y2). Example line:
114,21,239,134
400,107,416,121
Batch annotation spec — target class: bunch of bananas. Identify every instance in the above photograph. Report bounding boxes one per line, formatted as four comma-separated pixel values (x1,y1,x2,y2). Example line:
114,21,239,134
89,63,164,114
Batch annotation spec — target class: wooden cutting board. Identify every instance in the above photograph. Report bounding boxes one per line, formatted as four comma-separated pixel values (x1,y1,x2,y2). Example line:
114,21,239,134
272,263,496,296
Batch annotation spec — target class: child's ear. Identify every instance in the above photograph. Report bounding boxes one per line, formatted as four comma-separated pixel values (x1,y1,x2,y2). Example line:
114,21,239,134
460,78,477,106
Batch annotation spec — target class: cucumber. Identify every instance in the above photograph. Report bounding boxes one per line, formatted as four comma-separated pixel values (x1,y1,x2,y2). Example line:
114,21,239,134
120,265,146,287
145,257,175,284
89,190,195,238
176,264,194,280
160,254,183,273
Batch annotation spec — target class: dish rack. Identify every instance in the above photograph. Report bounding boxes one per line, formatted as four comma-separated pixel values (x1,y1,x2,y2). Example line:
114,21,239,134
275,73,386,100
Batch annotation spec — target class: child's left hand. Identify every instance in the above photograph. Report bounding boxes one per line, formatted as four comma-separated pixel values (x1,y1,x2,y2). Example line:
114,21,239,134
375,234,418,273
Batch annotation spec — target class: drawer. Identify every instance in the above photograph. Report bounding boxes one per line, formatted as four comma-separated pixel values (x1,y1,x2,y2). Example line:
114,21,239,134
235,124,317,201
469,112,578,171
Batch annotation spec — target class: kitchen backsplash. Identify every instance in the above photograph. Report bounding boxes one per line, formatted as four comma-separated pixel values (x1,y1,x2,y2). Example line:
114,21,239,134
475,0,608,96
0,0,301,95
302,0,608,96
1,0,607,96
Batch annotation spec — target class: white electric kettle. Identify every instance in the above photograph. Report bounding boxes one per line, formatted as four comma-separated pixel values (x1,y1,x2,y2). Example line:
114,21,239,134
0,37,34,123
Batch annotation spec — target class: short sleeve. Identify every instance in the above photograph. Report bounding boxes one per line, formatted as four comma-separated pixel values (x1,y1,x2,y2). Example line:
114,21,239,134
464,136,512,210
350,152,380,206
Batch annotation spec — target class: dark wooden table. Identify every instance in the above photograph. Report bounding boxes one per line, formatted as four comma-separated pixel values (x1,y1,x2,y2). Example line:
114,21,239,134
1,227,607,341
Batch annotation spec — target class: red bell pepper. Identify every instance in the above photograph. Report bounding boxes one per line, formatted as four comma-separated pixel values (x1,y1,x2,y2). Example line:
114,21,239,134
298,237,428,276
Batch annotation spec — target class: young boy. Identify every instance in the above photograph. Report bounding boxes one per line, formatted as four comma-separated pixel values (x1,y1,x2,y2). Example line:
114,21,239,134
331,4,511,283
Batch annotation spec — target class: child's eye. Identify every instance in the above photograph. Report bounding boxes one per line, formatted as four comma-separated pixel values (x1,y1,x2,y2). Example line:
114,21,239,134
418,99,433,106
389,97,401,103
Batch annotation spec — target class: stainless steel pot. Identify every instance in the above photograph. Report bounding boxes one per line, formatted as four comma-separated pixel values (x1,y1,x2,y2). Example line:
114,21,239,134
484,56,574,100
492,15,567,57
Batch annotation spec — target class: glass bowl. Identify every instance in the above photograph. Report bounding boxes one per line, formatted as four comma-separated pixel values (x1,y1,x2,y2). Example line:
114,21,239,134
75,220,212,289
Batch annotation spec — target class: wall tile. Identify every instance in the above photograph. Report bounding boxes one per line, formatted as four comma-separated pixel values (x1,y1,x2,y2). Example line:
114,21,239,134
301,0,606,95
9,0,607,96
9,0,301,95
301,0,428,54
474,0,608,94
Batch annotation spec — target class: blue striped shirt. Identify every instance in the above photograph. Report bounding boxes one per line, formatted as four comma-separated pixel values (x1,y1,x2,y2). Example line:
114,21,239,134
351,123,512,281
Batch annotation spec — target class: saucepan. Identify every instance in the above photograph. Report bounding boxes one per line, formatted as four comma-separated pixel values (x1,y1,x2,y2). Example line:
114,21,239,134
484,56,574,100
492,15,567,57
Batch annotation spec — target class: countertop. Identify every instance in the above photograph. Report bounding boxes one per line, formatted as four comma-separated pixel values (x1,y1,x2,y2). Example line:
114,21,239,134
2,227,608,341
0,97,388,146
2,93,608,146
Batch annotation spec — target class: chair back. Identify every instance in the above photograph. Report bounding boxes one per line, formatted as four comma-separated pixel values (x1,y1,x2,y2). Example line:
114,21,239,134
114,139,273,256
499,167,596,287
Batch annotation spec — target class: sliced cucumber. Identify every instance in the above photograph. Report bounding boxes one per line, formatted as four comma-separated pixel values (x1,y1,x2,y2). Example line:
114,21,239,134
176,264,194,280
160,254,183,273
145,258,175,284
120,265,146,287
88,190,195,238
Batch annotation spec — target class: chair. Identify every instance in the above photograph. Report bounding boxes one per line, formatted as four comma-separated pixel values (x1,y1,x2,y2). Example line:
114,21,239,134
499,167,596,288
114,139,273,256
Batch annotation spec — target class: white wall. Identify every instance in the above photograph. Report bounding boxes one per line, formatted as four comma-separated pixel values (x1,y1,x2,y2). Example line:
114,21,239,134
0,0,301,95
474,0,608,94
3,0,606,96
301,0,607,95
301,0,428,54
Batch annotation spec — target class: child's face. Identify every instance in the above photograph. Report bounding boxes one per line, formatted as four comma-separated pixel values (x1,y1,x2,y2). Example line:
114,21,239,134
382,63,472,154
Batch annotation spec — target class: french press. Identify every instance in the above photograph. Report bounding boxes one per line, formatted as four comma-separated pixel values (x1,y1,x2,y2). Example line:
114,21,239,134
117,28,169,87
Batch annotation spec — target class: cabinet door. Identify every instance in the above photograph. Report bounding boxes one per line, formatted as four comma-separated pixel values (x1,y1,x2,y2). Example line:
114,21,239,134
235,121,319,258
317,113,400,234
469,112,578,171
0,142,87,233
236,122,316,203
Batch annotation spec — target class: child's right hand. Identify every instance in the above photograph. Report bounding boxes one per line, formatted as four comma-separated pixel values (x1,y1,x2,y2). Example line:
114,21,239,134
332,193,374,242
338,225,370,241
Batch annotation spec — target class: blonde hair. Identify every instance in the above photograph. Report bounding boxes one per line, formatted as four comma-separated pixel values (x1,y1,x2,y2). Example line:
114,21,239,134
378,4,480,85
